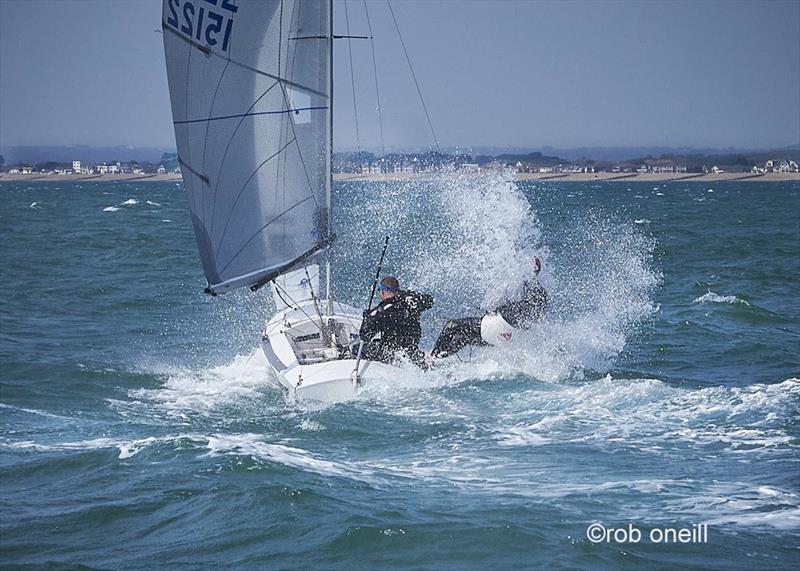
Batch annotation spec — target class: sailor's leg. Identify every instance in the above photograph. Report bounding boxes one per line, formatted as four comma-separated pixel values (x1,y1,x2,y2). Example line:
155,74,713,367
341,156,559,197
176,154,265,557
431,317,485,358
405,346,427,369
361,340,390,363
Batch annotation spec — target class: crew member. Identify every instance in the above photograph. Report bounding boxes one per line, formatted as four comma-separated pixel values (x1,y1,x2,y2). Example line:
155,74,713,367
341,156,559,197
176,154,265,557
431,256,548,359
359,276,434,366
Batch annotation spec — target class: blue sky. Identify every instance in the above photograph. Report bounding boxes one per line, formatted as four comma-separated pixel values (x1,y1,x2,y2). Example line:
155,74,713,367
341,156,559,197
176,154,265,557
1,0,798,150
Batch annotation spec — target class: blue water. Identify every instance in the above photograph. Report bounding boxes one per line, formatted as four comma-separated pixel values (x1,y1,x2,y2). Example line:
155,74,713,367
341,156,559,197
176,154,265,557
1,177,798,569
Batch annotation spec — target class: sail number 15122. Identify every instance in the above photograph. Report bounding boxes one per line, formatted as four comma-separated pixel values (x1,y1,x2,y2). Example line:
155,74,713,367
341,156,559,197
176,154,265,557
166,0,237,53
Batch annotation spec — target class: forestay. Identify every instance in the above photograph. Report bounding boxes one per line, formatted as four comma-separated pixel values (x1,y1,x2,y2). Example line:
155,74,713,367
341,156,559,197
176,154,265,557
162,0,331,294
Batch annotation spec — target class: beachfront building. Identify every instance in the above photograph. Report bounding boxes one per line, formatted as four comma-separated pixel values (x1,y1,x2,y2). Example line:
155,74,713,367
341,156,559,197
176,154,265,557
764,159,794,173
21,166,33,174
157,165,167,174
642,159,687,173
72,160,81,173
96,164,109,174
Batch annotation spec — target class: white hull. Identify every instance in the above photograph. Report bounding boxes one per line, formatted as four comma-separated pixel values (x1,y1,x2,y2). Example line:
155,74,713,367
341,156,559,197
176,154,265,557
261,299,401,401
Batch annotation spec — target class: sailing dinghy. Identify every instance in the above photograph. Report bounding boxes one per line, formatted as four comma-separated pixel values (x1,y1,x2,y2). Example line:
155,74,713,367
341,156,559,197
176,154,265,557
162,0,404,400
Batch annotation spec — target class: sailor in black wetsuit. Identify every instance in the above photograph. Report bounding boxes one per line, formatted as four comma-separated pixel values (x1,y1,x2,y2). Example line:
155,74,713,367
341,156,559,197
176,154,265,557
359,276,434,366
431,256,548,359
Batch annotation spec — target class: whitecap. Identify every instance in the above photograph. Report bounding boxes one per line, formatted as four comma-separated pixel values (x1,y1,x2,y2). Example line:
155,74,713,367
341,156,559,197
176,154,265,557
5,436,165,459
103,206,119,212
146,200,161,206
128,350,273,415
693,291,749,305
120,198,138,206
634,219,651,224
299,419,323,431
205,433,369,481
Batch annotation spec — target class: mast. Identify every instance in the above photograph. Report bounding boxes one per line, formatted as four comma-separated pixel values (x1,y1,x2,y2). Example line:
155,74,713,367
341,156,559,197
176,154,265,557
325,0,334,316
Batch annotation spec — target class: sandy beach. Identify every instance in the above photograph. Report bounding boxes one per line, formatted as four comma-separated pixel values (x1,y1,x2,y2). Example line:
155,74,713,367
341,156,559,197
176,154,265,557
1,171,796,184
0,173,183,183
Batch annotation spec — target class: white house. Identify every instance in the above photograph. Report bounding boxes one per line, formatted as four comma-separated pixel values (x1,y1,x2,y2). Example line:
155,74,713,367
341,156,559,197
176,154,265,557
156,165,167,174
21,166,33,174
72,160,81,173
765,159,791,173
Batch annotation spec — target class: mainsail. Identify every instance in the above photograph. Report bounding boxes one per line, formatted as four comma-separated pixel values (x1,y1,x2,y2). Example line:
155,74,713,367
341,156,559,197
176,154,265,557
162,0,331,294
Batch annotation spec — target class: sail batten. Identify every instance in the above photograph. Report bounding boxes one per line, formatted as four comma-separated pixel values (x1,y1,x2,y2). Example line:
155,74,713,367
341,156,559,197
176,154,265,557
162,0,331,293
173,106,329,125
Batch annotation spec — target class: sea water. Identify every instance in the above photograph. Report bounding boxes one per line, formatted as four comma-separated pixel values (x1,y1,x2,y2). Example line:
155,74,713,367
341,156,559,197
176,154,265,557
1,177,798,569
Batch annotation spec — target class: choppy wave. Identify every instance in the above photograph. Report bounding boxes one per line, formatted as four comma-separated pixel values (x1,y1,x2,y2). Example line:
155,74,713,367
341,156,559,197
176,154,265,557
6,436,161,459
125,350,274,418
693,291,750,305
102,206,119,212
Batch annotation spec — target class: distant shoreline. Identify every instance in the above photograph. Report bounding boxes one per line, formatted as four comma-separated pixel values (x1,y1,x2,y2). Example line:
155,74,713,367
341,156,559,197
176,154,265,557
0,173,183,183
1,171,797,184
334,171,799,183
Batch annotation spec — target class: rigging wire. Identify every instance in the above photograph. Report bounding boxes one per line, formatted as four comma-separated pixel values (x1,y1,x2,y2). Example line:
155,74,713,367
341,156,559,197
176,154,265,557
363,0,385,157
386,0,440,152
344,0,362,153
272,281,327,336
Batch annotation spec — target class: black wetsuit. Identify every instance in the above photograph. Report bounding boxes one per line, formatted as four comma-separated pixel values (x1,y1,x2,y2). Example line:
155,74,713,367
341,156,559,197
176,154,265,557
432,280,548,358
493,280,548,328
359,290,434,365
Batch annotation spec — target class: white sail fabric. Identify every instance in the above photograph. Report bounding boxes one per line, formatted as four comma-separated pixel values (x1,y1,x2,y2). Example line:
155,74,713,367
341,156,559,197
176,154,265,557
162,0,330,293
271,264,320,311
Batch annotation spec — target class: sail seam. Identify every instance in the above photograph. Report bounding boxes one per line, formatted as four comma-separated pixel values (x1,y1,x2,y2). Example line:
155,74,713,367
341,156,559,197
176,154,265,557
217,195,315,276
214,137,297,258
209,80,282,239
278,4,317,210
201,58,232,228
162,22,328,99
